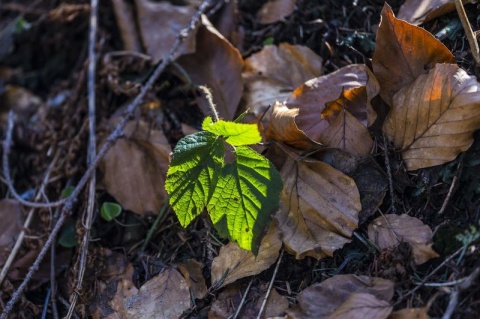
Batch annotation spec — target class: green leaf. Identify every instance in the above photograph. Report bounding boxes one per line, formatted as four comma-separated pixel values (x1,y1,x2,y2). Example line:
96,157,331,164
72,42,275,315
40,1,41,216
58,223,76,248
61,186,75,198
207,146,282,252
101,202,122,222
165,131,224,226
202,116,261,146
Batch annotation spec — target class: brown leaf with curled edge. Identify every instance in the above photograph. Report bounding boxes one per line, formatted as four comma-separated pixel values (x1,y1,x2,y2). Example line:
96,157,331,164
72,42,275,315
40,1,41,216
178,259,207,299
265,101,323,150
389,307,430,319
382,63,480,171
287,274,395,319
177,16,243,120
243,43,323,122
368,214,439,265
287,64,379,146
125,268,190,319
274,145,360,259
100,119,171,215
257,0,297,24
372,4,455,105
135,0,197,63
397,0,466,25
327,293,392,319
211,223,281,288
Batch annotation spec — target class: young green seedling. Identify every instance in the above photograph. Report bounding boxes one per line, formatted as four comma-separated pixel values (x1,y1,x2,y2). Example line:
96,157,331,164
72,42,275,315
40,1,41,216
165,116,282,253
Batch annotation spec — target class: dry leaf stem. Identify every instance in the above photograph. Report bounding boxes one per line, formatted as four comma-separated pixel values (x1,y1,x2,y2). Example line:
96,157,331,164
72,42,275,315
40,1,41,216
454,0,480,65
0,1,214,317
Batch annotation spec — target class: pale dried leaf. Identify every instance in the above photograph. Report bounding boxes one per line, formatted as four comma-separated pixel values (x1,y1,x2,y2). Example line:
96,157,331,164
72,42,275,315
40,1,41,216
257,0,297,24
125,268,190,319
211,223,281,288
368,214,439,264
0,200,23,265
397,0,459,25
178,259,207,299
100,119,171,215
287,274,395,319
177,16,243,120
372,4,454,105
382,63,480,171
287,64,378,142
320,109,373,158
274,146,360,259
135,0,197,63
265,101,322,150
389,307,430,319
243,43,323,121
326,293,392,319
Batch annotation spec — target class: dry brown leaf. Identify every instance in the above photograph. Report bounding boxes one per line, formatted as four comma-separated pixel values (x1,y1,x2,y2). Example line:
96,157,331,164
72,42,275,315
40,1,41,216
389,307,430,319
274,146,360,259
111,0,142,52
287,64,378,145
368,214,439,265
177,16,243,120
90,252,138,319
209,286,288,319
100,119,171,215
243,43,323,121
0,85,43,125
211,223,281,288
382,63,480,171
287,274,395,319
257,0,297,24
135,0,197,63
326,293,392,319
125,268,190,319
0,200,23,266
178,259,207,299
320,108,373,158
265,101,322,150
371,4,455,105
397,0,460,25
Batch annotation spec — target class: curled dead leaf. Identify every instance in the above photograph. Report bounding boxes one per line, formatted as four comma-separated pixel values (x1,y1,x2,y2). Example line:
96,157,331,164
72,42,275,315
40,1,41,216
383,63,480,171
211,223,281,288
372,4,455,105
287,64,378,155
397,0,460,25
368,214,439,265
178,259,207,299
265,101,322,150
274,145,360,259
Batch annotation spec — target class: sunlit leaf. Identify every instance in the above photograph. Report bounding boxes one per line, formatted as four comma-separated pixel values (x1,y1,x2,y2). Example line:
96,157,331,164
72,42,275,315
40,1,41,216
202,116,261,145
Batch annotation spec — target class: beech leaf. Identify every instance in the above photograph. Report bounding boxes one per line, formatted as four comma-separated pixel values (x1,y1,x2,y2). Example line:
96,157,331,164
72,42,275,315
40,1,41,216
383,63,480,171
372,3,455,105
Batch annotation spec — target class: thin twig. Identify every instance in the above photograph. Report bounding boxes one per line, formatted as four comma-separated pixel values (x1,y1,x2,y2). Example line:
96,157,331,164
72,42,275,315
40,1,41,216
256,248,284,319
0,150,61,285
394,246,463,306
65,0,98,316
453,0,480,65
438,158,463,215
199,85,219,122
0,1,213,317
382,133,396,214
230,278,254,319
442,267,480,319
